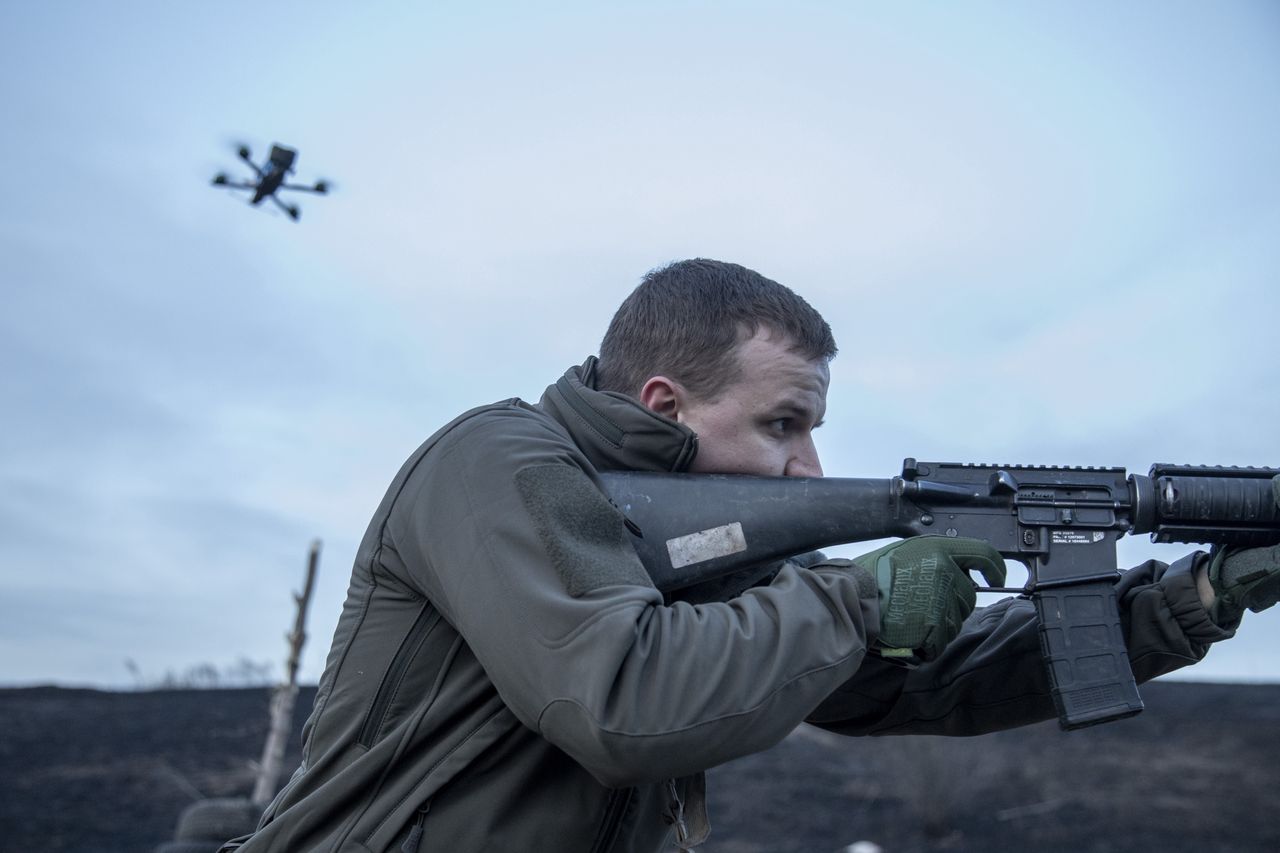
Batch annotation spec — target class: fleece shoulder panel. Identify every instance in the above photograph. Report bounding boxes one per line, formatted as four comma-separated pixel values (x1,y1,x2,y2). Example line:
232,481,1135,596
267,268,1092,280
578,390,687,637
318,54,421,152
515,464,651,596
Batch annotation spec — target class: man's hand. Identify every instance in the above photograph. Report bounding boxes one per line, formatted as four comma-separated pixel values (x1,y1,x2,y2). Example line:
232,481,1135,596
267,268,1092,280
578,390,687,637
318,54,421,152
1207,475,1280,626
845,536,1007,663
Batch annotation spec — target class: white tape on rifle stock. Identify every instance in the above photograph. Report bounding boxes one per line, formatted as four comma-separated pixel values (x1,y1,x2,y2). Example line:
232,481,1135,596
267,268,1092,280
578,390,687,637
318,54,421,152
666,522,747,568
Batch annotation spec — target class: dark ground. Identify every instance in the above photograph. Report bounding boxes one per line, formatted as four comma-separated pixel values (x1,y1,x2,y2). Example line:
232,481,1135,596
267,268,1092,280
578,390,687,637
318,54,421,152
1,681,1277,853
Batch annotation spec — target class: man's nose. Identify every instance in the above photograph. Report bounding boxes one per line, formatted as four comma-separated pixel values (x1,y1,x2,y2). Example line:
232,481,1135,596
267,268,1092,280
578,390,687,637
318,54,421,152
784,440,823,478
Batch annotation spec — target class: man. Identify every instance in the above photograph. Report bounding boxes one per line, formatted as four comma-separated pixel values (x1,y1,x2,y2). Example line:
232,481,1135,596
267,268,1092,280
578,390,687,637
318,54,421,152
225,259,1279,852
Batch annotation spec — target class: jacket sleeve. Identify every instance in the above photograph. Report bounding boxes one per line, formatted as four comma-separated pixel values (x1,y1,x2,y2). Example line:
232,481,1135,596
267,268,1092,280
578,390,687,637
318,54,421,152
383,409,880,787
806,551,1237,736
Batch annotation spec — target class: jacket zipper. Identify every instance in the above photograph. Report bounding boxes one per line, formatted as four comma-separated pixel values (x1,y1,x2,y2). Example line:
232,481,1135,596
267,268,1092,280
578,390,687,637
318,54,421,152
400,801,431,853
358,603,440,747
665,778,692,849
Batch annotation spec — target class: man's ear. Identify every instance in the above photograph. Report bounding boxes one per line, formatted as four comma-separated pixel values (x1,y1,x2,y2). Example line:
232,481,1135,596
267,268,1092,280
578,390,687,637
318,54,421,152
638,376,683,420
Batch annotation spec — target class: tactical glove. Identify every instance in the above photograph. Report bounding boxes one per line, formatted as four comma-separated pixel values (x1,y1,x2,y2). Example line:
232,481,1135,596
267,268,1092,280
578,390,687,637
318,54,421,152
1207,475,1280,626
850,536,1007,663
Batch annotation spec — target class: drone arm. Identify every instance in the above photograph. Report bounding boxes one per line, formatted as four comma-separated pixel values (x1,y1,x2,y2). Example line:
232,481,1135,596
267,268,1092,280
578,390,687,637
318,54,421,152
237,147,264,177
281,181,328,195
270,192,299,219
212,178,258,191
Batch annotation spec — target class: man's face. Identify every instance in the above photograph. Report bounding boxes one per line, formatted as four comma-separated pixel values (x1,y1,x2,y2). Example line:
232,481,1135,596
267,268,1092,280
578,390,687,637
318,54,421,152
660,329,829,478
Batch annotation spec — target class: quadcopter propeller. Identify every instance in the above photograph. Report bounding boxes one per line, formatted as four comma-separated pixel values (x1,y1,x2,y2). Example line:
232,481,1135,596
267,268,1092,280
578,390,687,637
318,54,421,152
228,140,253,161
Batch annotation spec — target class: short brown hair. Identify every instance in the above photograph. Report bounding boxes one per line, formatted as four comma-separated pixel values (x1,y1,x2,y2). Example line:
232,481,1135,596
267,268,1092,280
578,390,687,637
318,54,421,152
595,259,837,399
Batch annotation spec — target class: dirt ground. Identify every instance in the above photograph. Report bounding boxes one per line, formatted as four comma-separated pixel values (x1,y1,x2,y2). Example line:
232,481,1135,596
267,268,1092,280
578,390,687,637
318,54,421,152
2,681,1278,853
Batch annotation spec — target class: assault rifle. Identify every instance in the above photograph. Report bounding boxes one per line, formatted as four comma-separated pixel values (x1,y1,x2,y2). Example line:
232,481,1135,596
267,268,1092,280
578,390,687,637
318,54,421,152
601,461,1280,730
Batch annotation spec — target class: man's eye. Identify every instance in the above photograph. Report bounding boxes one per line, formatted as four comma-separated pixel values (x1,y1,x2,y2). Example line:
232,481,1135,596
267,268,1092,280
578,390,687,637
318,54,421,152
768,418,791,434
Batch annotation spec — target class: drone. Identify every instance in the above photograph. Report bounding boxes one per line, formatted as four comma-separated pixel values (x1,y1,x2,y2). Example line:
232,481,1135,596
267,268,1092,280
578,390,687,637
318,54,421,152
211,143,329,221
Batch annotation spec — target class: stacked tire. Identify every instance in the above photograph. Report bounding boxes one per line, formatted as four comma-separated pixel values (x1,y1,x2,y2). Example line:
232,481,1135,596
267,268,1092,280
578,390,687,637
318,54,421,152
154,797,262,853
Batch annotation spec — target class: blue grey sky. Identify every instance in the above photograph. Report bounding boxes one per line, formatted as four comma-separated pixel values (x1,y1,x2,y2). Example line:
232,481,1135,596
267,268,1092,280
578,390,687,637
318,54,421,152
2,1,1278,686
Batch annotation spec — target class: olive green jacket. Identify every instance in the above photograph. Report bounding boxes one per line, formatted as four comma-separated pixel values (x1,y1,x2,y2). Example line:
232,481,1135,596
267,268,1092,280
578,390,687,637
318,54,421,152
228,360,1230,853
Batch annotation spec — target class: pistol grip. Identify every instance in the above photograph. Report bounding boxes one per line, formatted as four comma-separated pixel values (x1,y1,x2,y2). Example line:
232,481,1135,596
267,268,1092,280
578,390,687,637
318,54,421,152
1033,581,1144,729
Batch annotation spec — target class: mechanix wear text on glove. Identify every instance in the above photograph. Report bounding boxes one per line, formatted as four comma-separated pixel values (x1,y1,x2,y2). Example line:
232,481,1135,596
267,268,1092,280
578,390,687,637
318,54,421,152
849,535,1007,663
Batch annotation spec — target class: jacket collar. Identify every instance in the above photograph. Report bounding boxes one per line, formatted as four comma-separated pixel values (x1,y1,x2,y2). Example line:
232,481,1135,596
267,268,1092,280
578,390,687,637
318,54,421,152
537,357,698,473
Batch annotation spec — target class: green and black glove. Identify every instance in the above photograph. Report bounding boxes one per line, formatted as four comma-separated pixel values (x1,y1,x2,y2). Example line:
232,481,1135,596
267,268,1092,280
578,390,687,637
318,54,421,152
1207,475,1280,627
849,535,1006,663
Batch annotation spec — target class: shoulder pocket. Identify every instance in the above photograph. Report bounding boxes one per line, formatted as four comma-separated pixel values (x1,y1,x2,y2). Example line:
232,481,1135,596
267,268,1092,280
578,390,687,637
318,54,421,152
358,603,446,747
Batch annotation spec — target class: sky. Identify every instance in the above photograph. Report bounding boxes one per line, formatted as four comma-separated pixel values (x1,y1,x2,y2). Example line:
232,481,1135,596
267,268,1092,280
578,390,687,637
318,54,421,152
2,1,1278,688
